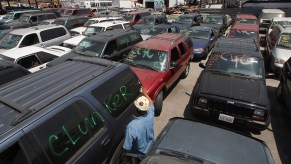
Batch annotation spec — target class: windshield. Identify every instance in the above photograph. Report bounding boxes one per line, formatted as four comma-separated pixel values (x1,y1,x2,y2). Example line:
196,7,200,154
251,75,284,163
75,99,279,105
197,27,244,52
74,39,105,56
18,15,30,22
122,14,134,21
236,18,257,24
63,10,73,16
186,29,210,39
277,33,291,49
0,33,22,49
229,29,258,40
206,53,263,78
141,27,167,35
124,48,168,72
3,13,14,19
84,26,104,36
137,17,155,25
83,20,97,27
261,13,284,19
204,16,223,24
270,20,291,29
175,16,192,23
53,20,65,26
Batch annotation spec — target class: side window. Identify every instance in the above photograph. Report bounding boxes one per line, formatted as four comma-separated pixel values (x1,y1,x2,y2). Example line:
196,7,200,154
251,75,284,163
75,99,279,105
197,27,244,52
170,47,180,62
38,15,45,21
116,36,129,50
15,13,21,19
178,42,186,56
55,27,67,36
20,33,39,47
36,51,58,63
40,29,57,42
0,142,30,163
30,16,37,22
17,55,41,69
111,24,123,30
128,33,142,45
92,69,140,118
32,101,106,163
104,40,117,55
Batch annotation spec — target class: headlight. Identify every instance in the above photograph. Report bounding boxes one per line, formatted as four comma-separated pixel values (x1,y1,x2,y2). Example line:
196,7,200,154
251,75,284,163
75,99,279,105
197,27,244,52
194,48,204,53
197,97,208,108
254,109,264,116
274,58,285,64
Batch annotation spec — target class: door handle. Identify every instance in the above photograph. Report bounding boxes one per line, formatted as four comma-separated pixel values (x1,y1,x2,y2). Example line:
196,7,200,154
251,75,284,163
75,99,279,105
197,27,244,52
39,67,43,69
101,135,111,146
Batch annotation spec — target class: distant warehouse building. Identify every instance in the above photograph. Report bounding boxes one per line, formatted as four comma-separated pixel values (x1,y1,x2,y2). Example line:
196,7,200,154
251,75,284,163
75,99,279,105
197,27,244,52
112,0,185,8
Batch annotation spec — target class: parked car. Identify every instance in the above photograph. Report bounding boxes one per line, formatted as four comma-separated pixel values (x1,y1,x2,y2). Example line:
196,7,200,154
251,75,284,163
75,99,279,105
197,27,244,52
133,15,168,32
140,24,180,40
267,17,291,34
259,9,285,33
0,60,30,86
69,16,124,36
0,10,40,25
122,10,151,25
61,8,95,17
0,25,71,53
172,13,203,32
277,57,291,115
266,24,291,74
0,45,71,73
228,23,260,48
52,16,89,31
0,57,142,163
191,38,270,131
63,21,134,48
48,29,143,66
140,118,275,164
123,33,193,116
0,12,57,30
185,26,219,59
201,14,228,36
235,13,258,25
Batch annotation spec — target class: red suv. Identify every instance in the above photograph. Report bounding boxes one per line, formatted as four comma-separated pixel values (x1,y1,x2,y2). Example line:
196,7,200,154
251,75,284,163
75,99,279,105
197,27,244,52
124,33,193,116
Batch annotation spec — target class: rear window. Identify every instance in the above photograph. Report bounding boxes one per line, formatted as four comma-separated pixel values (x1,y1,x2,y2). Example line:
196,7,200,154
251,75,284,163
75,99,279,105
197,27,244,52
92,69,140,118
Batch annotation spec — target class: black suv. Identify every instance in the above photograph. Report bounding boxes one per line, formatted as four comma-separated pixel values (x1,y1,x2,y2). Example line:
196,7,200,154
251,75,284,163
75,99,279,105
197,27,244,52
53,16,89,30
48,29,143,66
0,12,57,30
190,38,270,131
277,57,291,115
172,13,203,31
0,60,30,86
0,57,141,163
201,14,228,36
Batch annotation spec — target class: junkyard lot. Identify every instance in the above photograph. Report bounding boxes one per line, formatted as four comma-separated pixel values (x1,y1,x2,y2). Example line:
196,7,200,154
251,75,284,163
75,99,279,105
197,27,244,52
154,59,291,164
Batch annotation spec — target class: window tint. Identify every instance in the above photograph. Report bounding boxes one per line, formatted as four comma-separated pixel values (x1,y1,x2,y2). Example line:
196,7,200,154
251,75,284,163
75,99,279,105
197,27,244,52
55,27,67,36
38,15,45,21
116,36,129,50
30,16,37,22
17,55,41,69
92,69,140,118
171,47,180,62
128,33,142,45
46,14,56,19
0,143,30,164
178,42,186,56
123,23,134,30
111,24,123,30
15,13,21,19
104,40,117,55
20,33,39,47
33,101,106,163
36,51,58,63
40,29,57,42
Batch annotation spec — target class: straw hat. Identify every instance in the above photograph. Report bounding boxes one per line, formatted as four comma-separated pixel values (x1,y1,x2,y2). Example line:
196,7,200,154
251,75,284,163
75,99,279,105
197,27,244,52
134,96,150,111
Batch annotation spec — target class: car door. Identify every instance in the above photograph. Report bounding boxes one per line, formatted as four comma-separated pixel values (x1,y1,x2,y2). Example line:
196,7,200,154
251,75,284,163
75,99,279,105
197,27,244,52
102,40,118,61
116,36,131,61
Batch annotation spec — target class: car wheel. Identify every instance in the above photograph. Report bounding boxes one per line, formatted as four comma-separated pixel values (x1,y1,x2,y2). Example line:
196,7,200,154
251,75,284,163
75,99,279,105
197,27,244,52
276,82,283,102
181,62,190,79
154,91,163,116
109,139,124,164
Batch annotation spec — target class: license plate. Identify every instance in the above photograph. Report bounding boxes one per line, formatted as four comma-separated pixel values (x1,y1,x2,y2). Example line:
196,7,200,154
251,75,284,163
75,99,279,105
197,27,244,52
218,114,234,123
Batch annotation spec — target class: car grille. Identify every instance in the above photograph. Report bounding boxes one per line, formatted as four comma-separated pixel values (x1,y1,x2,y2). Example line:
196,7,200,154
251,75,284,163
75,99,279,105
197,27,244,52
208,99,254,118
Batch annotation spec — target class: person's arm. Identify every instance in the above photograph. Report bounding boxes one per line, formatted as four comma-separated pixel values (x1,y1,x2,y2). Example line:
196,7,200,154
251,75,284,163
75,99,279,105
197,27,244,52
140,86,153,105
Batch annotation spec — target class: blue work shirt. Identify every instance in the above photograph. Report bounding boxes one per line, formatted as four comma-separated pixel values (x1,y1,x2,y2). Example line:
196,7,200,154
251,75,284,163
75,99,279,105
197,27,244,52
123,105,155,155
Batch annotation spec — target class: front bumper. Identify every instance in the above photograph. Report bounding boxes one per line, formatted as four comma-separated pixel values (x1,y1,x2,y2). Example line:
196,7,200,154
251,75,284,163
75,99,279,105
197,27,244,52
192,105,270,131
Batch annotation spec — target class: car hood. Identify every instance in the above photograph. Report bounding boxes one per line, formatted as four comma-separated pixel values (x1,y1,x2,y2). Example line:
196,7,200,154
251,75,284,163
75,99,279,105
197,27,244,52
191,38,208,49
200,71,267,106
130,66,161,91
172,22,192,30
200,23,222,30
63,35,86,46
70,27,87,34
273,46,291,62
141,34,152,40
0,49,7,54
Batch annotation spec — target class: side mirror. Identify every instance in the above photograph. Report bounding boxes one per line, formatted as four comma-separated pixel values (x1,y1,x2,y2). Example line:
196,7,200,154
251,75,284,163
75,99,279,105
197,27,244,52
170,61,178,69
199,62,206,69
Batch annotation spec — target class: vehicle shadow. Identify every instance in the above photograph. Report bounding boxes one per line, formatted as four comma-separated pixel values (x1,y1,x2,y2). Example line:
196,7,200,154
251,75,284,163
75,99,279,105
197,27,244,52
267,86,291,164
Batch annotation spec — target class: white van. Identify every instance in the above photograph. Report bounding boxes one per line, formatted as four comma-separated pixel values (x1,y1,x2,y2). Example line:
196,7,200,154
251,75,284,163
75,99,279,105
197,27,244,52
259,9,285,33
80,0,112,8
0,25,71,53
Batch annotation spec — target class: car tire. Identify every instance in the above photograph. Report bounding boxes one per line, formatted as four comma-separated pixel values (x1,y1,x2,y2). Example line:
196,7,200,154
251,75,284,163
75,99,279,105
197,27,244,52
154,91,163,116
276,82,283,102
109,139,124,164
181,62,190,79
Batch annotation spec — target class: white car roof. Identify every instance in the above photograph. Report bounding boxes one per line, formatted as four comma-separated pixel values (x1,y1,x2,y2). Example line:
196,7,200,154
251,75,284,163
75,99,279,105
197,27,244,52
1,45,71,60
272,17,291,21
10,24,65,35
89,21,129,28
88,17,123,21
262,9,285,14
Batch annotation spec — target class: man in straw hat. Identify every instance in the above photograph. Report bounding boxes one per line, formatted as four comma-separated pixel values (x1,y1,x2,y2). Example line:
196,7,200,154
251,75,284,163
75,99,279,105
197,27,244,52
122,86,155,159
